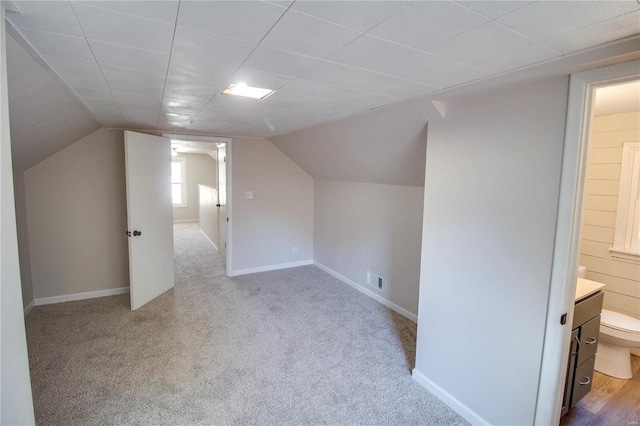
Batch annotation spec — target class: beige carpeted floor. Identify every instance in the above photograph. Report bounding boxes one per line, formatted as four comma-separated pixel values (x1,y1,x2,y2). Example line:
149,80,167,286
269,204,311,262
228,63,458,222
25,223,467,425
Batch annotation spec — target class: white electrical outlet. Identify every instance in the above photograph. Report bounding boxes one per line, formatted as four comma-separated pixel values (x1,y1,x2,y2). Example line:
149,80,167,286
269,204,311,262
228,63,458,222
292,246,298,255
366,271,371,285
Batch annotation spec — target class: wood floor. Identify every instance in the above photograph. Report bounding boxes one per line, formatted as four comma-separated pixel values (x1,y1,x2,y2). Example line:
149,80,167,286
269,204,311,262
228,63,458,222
561,354,640,426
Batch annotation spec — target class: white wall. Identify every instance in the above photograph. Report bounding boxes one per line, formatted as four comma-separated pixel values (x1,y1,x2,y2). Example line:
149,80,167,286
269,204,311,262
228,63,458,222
413,77,569,425
231,137,313,273
580,111,640,318
0,7,35,422
24,128,129,300
314,180,424,318
172,152,216,222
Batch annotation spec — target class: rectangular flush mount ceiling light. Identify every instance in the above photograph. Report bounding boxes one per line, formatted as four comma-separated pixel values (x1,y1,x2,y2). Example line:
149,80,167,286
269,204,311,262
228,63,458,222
222,82,274,100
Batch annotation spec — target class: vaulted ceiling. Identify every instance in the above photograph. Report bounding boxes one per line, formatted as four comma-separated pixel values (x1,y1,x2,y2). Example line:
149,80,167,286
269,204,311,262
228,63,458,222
5,1,640,139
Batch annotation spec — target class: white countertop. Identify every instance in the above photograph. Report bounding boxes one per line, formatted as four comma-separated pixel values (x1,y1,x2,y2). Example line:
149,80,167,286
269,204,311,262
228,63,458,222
575,278,606,302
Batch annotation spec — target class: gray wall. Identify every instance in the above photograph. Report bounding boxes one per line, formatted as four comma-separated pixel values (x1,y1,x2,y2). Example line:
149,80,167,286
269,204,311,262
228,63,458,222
172,152,217,222
314,180,424,316
271,101,427,186
6,31,100,311
232,137,314,273
414,77,569,425
270,100,427,318
0,10,35,422
12,171,33,308
25,128,129,300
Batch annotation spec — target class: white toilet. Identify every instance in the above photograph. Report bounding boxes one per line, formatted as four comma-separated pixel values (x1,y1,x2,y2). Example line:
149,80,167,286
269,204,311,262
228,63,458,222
595,309,640,379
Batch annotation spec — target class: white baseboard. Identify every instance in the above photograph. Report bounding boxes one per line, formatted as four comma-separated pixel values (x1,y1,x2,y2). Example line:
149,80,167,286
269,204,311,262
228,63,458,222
23,300,35,317
34,287,130,306
173,219,198,224
412,368,489,426
313,261,417,323
199,229,219,252
231,260,313,276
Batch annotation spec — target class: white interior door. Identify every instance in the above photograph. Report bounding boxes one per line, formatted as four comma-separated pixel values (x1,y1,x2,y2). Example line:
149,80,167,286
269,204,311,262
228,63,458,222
217,145,227,261
124,131,174,310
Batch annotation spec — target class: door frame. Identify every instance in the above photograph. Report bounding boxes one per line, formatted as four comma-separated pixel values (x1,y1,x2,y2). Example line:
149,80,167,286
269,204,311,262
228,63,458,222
163,133,233,276
534,59,640,425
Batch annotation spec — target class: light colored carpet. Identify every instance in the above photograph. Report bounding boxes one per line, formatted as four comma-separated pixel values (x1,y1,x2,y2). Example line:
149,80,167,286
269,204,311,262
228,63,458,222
25,223,467,425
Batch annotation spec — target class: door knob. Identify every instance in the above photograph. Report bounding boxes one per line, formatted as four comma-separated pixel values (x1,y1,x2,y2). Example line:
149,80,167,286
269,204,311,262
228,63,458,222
133,230,142,236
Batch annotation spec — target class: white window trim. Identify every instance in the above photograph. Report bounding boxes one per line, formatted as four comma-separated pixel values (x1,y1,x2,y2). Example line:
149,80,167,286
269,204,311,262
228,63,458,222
610,141,640,261
172,156,188,208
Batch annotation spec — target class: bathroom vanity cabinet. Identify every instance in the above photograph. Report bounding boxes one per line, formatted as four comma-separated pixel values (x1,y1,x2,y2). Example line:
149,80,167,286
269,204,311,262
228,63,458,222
561,290,603,416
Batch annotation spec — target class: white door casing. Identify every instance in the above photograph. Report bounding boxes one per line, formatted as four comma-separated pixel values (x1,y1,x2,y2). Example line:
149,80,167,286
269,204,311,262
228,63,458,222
217,144,227,261
124,131,175,311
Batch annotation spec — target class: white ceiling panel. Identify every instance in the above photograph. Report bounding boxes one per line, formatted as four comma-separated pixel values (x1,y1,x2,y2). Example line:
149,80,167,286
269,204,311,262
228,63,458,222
539,11,640,55
359,74,438,99
263,79,337,102
72,85,115,102
7,1,83,37
7,0,640,140
72,1,179,24
112,90,163,105
317,87,400,109
374,52,489,88
455,1,533,19
171,26,256,68
101,64,165,88
497,1,640,42
42,56,102,78
55,71,109,95
368,1,489,51
291,1,406,32
83,102,121,115
328,35,417,70
471,43,559,75
71,2,175,52
243,46,321,78
261,10,361,59
426,22,532,66
229,68,293,91
177,1,286,43
165,60,238,92
162,80,226,108
303,61,383,89
18,29,93,61
89,40,170,73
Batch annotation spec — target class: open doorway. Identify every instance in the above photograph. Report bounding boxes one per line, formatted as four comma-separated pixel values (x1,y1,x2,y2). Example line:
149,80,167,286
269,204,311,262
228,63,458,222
535,60,640,425
560,78,640,424
165,134,232,275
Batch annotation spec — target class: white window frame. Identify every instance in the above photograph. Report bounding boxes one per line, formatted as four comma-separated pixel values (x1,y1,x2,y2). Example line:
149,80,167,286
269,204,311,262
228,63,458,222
171,156,187,208
609,141,640,261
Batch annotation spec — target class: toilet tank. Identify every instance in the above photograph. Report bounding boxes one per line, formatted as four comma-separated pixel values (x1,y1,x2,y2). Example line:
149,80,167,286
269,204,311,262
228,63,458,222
578,265,586,278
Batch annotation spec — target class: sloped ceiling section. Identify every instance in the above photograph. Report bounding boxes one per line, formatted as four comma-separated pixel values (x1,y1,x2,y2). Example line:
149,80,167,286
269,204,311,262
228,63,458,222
269,101,427,187
6,33,100,173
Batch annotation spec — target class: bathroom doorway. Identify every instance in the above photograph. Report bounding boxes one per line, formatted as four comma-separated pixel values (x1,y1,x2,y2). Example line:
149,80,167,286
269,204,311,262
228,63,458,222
534,60,640,425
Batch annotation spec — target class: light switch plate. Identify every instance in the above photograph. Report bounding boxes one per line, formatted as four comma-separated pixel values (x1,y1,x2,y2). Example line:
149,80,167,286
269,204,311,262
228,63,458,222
245,191,254,200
